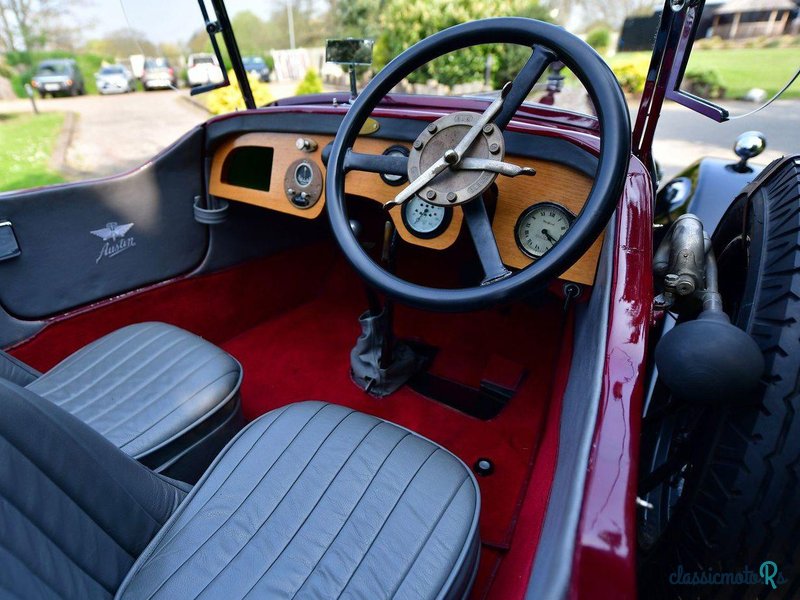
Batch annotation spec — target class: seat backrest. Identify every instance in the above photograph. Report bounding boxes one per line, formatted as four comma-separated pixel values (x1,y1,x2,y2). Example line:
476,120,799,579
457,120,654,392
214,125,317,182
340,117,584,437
0,379,187,599
0,350,40,386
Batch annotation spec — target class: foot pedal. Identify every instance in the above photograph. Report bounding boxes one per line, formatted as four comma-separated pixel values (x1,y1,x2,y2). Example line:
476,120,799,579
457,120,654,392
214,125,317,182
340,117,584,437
408,353,527,420
480,355,527,405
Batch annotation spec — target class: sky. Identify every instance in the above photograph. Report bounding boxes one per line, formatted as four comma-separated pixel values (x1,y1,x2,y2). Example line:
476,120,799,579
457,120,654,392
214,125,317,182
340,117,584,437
87,0,277,44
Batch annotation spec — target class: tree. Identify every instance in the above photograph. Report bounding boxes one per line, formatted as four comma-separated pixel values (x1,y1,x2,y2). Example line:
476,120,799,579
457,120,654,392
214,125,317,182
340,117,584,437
187,28,209,54
0,0,81,54
1,0,53,52
280,0,329,49
187,3,327,59
333,0,384,38
571,0,655,29
542,0,576,25
0,6,17,51
83,28,157,59
374,0,551,88
230,10,282,54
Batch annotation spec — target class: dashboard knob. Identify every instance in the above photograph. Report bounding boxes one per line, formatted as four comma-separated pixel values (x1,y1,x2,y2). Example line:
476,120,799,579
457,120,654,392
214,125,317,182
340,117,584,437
295,137,318,152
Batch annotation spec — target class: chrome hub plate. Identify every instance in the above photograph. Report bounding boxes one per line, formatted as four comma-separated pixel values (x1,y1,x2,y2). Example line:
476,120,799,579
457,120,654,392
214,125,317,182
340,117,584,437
407,111,505,207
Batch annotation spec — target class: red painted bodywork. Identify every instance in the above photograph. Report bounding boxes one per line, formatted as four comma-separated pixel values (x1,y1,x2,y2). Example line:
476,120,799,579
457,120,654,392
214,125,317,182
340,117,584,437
4,96,654,598
570,161,653,599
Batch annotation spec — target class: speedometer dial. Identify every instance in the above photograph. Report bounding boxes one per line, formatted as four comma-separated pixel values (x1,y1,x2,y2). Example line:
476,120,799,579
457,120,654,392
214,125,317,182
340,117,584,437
515,202,575,259
402,196,451,238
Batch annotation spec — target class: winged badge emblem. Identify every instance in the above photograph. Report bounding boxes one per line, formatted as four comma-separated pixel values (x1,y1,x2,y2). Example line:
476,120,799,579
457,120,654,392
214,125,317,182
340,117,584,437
90,222,134,242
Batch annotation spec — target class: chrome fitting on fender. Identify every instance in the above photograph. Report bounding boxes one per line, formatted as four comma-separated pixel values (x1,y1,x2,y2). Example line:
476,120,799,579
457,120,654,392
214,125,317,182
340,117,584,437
653,214,721,313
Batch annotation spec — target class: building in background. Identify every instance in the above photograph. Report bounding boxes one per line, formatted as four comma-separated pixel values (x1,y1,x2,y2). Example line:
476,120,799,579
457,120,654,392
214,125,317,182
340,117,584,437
617,1,726,51
270,48,325,82
710,0,798,39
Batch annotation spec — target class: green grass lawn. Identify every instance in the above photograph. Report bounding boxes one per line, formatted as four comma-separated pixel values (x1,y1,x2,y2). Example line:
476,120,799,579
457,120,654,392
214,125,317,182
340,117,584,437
0,113,66,192
609,47,800,99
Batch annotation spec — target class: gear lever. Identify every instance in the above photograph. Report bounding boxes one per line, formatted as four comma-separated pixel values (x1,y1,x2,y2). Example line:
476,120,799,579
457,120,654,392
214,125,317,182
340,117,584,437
349,218,425,396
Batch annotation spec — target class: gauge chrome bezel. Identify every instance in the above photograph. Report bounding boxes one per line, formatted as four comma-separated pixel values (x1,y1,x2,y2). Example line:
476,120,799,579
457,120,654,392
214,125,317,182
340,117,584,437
514,201,576,259
293,161,314,188
380,145,410,186
401,196,453,239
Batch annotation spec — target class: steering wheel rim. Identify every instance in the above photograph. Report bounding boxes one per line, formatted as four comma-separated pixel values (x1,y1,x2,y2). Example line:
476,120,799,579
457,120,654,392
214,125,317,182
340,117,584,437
326,17,631,311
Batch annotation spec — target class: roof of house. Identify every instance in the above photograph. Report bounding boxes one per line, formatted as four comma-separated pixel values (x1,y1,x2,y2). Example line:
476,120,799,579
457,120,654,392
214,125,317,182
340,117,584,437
714,0,797,15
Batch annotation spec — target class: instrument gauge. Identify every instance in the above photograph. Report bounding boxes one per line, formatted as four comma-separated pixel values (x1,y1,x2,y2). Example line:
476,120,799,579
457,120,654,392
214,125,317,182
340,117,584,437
284,159,323,209
294,162,314,187
402,196,451,239
515,202,575,259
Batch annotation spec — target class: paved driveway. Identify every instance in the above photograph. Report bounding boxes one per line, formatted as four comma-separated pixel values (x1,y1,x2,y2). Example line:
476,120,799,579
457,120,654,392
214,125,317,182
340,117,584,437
651,99,798,181
0,91,209,177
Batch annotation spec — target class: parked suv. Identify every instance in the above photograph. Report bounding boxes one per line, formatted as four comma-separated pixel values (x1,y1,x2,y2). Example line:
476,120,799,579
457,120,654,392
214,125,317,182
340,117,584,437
30,59,85,98
142,57,177,91
242,56,270,82
186,53,224,87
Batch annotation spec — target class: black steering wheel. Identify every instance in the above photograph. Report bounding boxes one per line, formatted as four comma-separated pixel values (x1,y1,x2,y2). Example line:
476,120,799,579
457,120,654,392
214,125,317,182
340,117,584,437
326,17,630,311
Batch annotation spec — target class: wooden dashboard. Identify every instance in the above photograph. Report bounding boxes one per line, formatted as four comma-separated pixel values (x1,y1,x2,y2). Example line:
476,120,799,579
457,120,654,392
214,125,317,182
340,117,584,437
209,131,602,286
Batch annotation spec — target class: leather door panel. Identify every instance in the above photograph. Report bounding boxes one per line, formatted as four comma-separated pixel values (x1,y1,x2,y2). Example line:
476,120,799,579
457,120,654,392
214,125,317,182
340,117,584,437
0,127,207,318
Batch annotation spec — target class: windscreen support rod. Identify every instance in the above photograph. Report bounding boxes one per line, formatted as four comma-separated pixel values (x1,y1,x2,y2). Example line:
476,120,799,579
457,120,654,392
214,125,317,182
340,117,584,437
208,0,256,110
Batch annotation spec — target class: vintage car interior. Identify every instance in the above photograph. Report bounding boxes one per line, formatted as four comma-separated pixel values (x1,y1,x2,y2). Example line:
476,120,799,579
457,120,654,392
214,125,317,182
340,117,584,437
0,17,645,600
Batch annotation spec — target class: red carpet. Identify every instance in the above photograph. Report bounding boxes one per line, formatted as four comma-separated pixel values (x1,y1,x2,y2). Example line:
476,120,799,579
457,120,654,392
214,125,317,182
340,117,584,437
221,261,570,598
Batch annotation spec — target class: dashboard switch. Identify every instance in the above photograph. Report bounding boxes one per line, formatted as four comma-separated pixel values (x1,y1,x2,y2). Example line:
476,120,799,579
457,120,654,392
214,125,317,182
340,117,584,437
295,137,318,152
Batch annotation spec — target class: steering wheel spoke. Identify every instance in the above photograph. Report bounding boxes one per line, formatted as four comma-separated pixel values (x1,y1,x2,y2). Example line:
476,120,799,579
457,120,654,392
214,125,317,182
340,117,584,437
462,196,511,284
494,45,556,130
344,150,408,177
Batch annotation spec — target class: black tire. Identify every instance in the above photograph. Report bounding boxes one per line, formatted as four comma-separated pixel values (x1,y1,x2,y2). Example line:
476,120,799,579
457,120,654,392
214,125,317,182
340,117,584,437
641,156,800,598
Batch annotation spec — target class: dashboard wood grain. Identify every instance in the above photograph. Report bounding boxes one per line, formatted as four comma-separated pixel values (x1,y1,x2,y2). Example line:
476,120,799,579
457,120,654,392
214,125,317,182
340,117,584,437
209,131,602,286
493,158,602,286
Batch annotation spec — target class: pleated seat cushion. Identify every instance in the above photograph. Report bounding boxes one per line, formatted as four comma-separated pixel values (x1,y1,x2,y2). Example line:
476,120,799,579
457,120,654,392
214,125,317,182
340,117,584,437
117,401,481,600
26,322,241,460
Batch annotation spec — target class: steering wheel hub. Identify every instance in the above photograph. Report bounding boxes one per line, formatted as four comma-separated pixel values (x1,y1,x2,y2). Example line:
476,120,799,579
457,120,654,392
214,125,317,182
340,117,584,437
407,111,505,206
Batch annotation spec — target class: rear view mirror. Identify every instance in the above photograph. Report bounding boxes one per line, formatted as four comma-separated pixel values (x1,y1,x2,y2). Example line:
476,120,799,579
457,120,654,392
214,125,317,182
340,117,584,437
326,39,374,66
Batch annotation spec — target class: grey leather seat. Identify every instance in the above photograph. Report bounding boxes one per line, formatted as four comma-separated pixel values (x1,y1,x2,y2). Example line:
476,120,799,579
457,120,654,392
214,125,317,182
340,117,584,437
3,322,243,478
0,385,480,600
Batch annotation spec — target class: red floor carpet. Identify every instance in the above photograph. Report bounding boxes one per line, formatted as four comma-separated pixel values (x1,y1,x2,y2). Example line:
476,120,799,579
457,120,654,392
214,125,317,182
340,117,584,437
221,264,568,598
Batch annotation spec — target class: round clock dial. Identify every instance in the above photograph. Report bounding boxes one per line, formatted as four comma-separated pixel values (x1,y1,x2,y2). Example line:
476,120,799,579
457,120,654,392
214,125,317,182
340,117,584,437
515,202,575,259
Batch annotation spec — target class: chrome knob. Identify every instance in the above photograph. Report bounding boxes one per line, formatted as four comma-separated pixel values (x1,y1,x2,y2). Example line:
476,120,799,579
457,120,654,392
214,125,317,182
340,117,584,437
295,137,318,152
733,131,766,170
